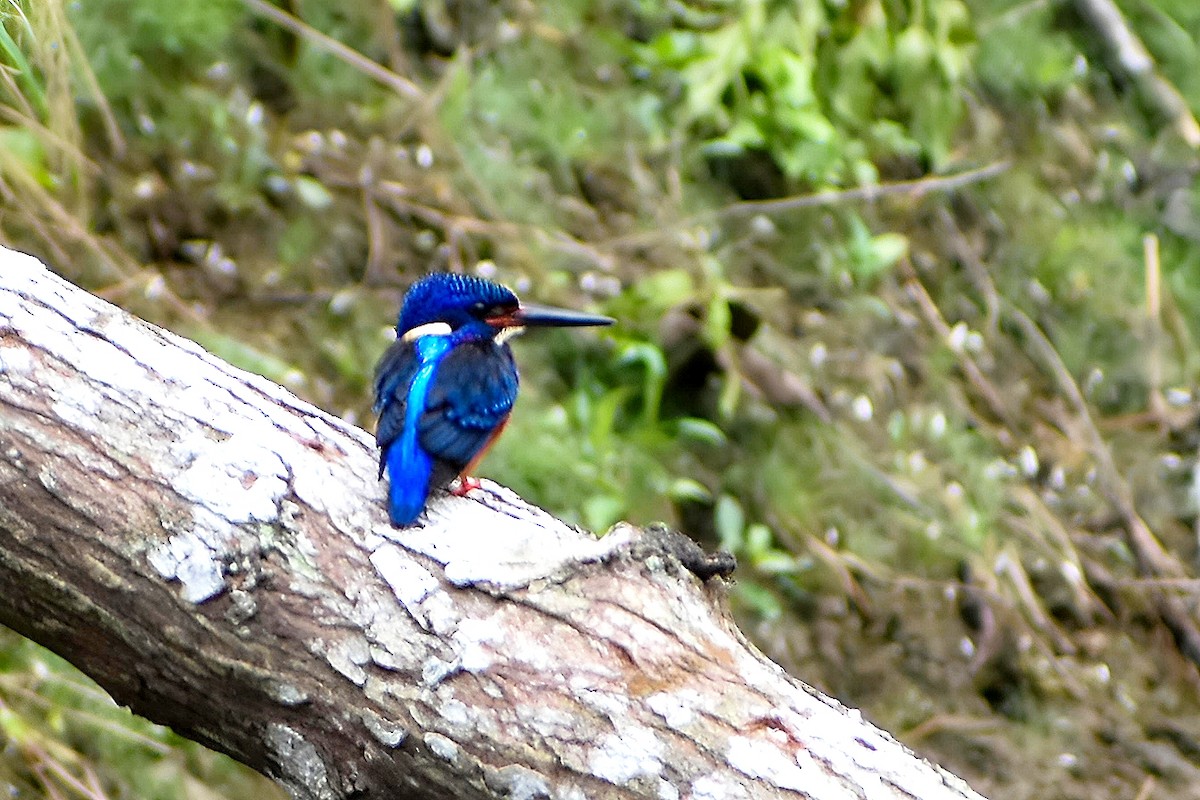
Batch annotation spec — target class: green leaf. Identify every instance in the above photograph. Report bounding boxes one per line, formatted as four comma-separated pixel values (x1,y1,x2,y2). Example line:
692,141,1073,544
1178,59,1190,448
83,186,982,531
848,215,909,281
583,494,625,532
669,478,713,504
675,417,728,447
734,581,783,620
870,233,910,269
294,176,333,210
0,10,46,115
0,126,51,186
616,342,666,426
714,494,746,551
752,551,799,575
636,269,695,311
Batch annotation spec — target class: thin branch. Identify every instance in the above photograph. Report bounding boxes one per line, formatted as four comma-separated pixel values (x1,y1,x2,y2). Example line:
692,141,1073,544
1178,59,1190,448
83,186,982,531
1003,305,1180,576
606,161,1012,250
240,0,424,102
1004,301,1200,665
899,261,1016,428
714,161,1012,219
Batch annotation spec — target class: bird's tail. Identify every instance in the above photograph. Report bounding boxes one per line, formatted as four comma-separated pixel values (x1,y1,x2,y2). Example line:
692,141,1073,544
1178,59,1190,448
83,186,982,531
385,443,432,526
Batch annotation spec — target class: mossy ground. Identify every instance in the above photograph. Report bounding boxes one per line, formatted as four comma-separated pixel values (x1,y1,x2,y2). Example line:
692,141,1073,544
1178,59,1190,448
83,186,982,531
3,1,1200,798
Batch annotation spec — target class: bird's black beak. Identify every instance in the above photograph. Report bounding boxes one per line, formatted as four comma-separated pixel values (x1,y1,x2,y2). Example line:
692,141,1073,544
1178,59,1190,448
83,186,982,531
501,303,615,329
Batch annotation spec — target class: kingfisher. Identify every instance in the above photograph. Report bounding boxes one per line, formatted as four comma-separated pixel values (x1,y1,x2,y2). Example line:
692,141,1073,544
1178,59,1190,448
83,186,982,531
374,273,614,526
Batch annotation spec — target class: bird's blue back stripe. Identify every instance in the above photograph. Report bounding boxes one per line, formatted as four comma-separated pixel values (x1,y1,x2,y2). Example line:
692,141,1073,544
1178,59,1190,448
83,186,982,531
386,444,427,524
388,335,452,523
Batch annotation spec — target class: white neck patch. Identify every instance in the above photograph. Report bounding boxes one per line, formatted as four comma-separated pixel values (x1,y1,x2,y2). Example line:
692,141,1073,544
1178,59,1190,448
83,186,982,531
494,326,526,345
401,321,453,343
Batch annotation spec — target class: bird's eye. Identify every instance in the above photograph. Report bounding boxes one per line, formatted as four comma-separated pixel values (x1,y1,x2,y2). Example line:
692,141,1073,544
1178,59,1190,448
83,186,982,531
472,302,512,319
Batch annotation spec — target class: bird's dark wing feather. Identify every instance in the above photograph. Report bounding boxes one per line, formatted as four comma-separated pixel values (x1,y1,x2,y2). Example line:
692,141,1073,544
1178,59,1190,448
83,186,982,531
419,341,518,471
373,339,420,477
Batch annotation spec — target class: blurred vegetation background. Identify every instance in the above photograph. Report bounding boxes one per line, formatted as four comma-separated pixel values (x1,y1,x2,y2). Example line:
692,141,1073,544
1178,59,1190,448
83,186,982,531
2,0,1200,797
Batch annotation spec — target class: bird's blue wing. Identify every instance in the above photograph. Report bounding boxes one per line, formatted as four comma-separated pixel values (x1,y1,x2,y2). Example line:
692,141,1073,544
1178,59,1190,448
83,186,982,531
374,336,453,524
373,340,420,477
373,337,515,525
419,342,518,471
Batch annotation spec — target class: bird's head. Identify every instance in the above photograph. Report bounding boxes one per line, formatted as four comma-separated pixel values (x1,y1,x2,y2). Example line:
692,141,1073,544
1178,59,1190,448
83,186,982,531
396,273,613,342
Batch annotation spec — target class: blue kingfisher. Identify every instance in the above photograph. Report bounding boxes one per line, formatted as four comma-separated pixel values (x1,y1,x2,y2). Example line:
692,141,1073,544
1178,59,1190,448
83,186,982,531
374,273,613,525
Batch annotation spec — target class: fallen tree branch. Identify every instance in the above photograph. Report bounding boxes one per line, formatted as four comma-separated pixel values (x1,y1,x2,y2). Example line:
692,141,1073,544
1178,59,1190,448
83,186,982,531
0,246,987,800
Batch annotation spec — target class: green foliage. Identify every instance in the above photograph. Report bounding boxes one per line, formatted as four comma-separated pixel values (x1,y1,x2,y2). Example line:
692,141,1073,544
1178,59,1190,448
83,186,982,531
437,22,641,234
0,125,50,186
69,0,242,107
1125,0,1200,109
975,5,1080,100
632,0,974,186
0,3,47,115
845,216,910,283
0,630,283,800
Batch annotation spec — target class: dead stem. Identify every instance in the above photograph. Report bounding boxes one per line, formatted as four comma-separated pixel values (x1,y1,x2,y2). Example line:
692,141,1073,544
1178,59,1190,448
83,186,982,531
1143,233,1167,424
1004,294,1200,665
936,209,1200,667
899,260,1016,429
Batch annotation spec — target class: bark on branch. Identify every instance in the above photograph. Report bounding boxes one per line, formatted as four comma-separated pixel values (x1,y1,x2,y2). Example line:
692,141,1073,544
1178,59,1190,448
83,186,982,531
0,246,987,800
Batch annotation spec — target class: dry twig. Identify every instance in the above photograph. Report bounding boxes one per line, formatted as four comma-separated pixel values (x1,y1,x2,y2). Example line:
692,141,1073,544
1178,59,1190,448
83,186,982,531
240,0,424,102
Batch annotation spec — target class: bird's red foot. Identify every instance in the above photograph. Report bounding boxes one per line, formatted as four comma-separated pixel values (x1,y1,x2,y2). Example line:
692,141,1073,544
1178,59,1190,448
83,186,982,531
451,476,483,496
